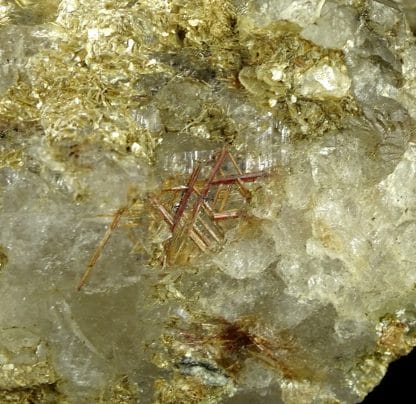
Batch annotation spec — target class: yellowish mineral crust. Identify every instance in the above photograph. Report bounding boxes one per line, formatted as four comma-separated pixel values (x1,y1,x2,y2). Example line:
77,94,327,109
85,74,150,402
1,0,416,403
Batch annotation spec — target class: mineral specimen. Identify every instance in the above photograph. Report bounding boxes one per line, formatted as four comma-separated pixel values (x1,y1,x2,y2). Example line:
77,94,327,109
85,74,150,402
1,0,416,403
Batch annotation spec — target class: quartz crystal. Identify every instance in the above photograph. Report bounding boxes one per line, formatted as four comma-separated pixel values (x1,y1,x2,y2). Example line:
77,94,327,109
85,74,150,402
1,0,416,403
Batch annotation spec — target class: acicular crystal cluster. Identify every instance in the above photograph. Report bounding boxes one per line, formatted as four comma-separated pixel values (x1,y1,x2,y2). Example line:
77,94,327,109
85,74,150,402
1,0,416,403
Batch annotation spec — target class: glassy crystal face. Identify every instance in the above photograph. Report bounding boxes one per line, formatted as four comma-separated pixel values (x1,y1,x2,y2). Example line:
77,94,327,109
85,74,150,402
1,0,416,402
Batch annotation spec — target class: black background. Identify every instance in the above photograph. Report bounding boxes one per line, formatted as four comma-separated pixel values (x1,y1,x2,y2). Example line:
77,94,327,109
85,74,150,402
361,347,416,403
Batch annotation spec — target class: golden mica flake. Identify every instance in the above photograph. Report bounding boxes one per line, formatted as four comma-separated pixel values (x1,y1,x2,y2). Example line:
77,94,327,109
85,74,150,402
0,149,24,170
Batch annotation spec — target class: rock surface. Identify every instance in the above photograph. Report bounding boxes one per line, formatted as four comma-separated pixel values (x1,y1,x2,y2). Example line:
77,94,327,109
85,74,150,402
1,0,416,402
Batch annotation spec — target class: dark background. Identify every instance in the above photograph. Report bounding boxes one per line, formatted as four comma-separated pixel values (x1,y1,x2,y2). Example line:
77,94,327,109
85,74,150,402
361,347,416,403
